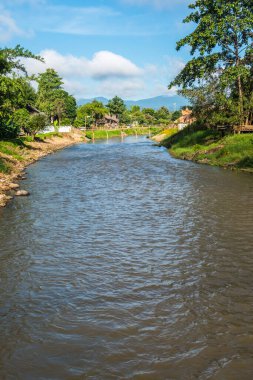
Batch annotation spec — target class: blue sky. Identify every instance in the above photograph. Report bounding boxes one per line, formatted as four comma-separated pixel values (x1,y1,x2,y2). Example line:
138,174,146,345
0,0,193,100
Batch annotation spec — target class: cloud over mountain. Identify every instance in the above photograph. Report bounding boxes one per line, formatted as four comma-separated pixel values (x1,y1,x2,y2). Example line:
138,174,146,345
24,49,142,80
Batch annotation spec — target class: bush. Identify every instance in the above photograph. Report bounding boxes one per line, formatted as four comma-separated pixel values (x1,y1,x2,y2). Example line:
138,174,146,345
13,109,30,133
26,114,47,137
0,120,19,139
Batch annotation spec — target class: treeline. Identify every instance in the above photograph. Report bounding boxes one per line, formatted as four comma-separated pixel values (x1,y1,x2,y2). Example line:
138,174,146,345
0,45,181,139
0,46,77,139
75,96,181,129
170,0,253,129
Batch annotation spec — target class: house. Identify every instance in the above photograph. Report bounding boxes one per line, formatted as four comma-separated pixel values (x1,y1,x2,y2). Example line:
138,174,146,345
97,114,119,129
176,108,195,130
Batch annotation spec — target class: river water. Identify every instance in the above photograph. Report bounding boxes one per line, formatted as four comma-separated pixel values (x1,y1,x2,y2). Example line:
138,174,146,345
0,136,253,379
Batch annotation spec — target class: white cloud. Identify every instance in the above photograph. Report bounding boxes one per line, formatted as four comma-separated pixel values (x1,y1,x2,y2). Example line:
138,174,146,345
98,78,145,99
90,51,142,79
0,9,26,42
23,49,184,100
63,79,88,98
24,49,143,80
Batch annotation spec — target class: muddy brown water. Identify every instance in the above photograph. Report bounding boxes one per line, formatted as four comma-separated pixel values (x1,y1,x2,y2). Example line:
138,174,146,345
0,136,253,379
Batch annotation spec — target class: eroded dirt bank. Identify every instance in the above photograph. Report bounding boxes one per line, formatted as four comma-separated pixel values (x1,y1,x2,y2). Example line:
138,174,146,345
0,130,85,207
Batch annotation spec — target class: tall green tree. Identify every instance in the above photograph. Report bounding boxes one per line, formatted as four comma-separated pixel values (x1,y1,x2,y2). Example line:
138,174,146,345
36,68,63,118
169,0,253,125
156,106,172,125
64,95,77,124
0,45,42,138
106,96,126,122
75,101,107,128
36,69,77,125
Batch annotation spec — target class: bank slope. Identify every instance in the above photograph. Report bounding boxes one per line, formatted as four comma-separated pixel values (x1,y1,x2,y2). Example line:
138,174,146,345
159,126,253,172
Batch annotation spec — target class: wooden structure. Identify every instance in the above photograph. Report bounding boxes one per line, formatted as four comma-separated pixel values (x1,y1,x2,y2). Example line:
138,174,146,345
233,125,253,134
97,114,119,129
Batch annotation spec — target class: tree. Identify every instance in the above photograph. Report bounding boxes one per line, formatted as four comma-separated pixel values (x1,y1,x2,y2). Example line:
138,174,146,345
0,45,43,76
171,110,181,122
106,96,126,122
74,101,107,128
141,108,156,125
64,95,77,124
52,98,66,126
156,106,172,125
169,0,253,125
36,69,77,125
0,45,43,138
26,114,47,138
13,108,30,135
36,68,64,118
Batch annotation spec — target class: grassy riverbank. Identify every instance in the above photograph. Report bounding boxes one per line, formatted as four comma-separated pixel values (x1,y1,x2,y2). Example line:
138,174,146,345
159,126,253,171
0,130,85,207
85,127,162,140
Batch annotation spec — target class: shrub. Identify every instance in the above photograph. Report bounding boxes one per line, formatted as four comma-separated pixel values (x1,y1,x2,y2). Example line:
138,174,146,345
26,114,47,138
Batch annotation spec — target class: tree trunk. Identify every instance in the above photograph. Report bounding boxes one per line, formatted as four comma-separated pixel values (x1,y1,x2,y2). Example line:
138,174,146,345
235,37,244,125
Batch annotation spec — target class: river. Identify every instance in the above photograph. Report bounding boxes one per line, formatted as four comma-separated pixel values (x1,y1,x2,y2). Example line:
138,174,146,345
0,136,253,379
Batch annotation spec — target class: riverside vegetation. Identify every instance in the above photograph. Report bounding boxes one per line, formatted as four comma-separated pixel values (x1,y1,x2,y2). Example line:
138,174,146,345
154,124,253,171
85,126,162,140
153,0,253,171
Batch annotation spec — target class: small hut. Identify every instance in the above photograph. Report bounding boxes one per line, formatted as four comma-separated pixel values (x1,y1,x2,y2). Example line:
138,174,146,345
97,114,119,129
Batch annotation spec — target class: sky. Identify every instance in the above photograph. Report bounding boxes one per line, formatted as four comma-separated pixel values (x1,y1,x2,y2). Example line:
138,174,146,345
0,0,193,100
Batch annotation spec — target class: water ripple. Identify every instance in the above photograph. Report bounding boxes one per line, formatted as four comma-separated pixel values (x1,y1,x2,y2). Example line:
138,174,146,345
0,136,253,379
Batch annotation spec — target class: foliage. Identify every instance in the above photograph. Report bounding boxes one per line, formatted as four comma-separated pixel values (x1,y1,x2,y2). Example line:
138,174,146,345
85,126,162,139
171,110,181,121
169,0,253,126
26,114,47,137
36,69,63,117
75,101,107,127
13,108,30,134
36,69,77,125
106,96,126,122
160,125,253,170
0,45,43,76
75,100,175,128
0,45,43,138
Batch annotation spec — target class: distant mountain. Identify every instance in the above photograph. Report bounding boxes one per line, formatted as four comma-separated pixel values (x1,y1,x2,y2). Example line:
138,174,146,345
77,95,188,111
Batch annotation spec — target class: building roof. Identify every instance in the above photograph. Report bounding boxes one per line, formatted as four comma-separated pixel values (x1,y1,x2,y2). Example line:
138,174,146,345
26,104,43,114
104,114,119,122
176,108,195,124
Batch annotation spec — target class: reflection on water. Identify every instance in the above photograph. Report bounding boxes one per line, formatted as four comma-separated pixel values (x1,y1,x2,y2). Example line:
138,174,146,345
0,136,253,379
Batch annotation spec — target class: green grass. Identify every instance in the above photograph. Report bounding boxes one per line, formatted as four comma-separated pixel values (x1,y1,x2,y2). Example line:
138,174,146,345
35,132,63,140
0,140,25,161
0,158,11,174
153,127,179,140
85,127,162,140
160,126,253,171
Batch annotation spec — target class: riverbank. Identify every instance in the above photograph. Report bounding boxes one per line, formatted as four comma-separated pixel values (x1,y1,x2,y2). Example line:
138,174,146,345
157,126,253,172
0,130,85,207
85,127,162,140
